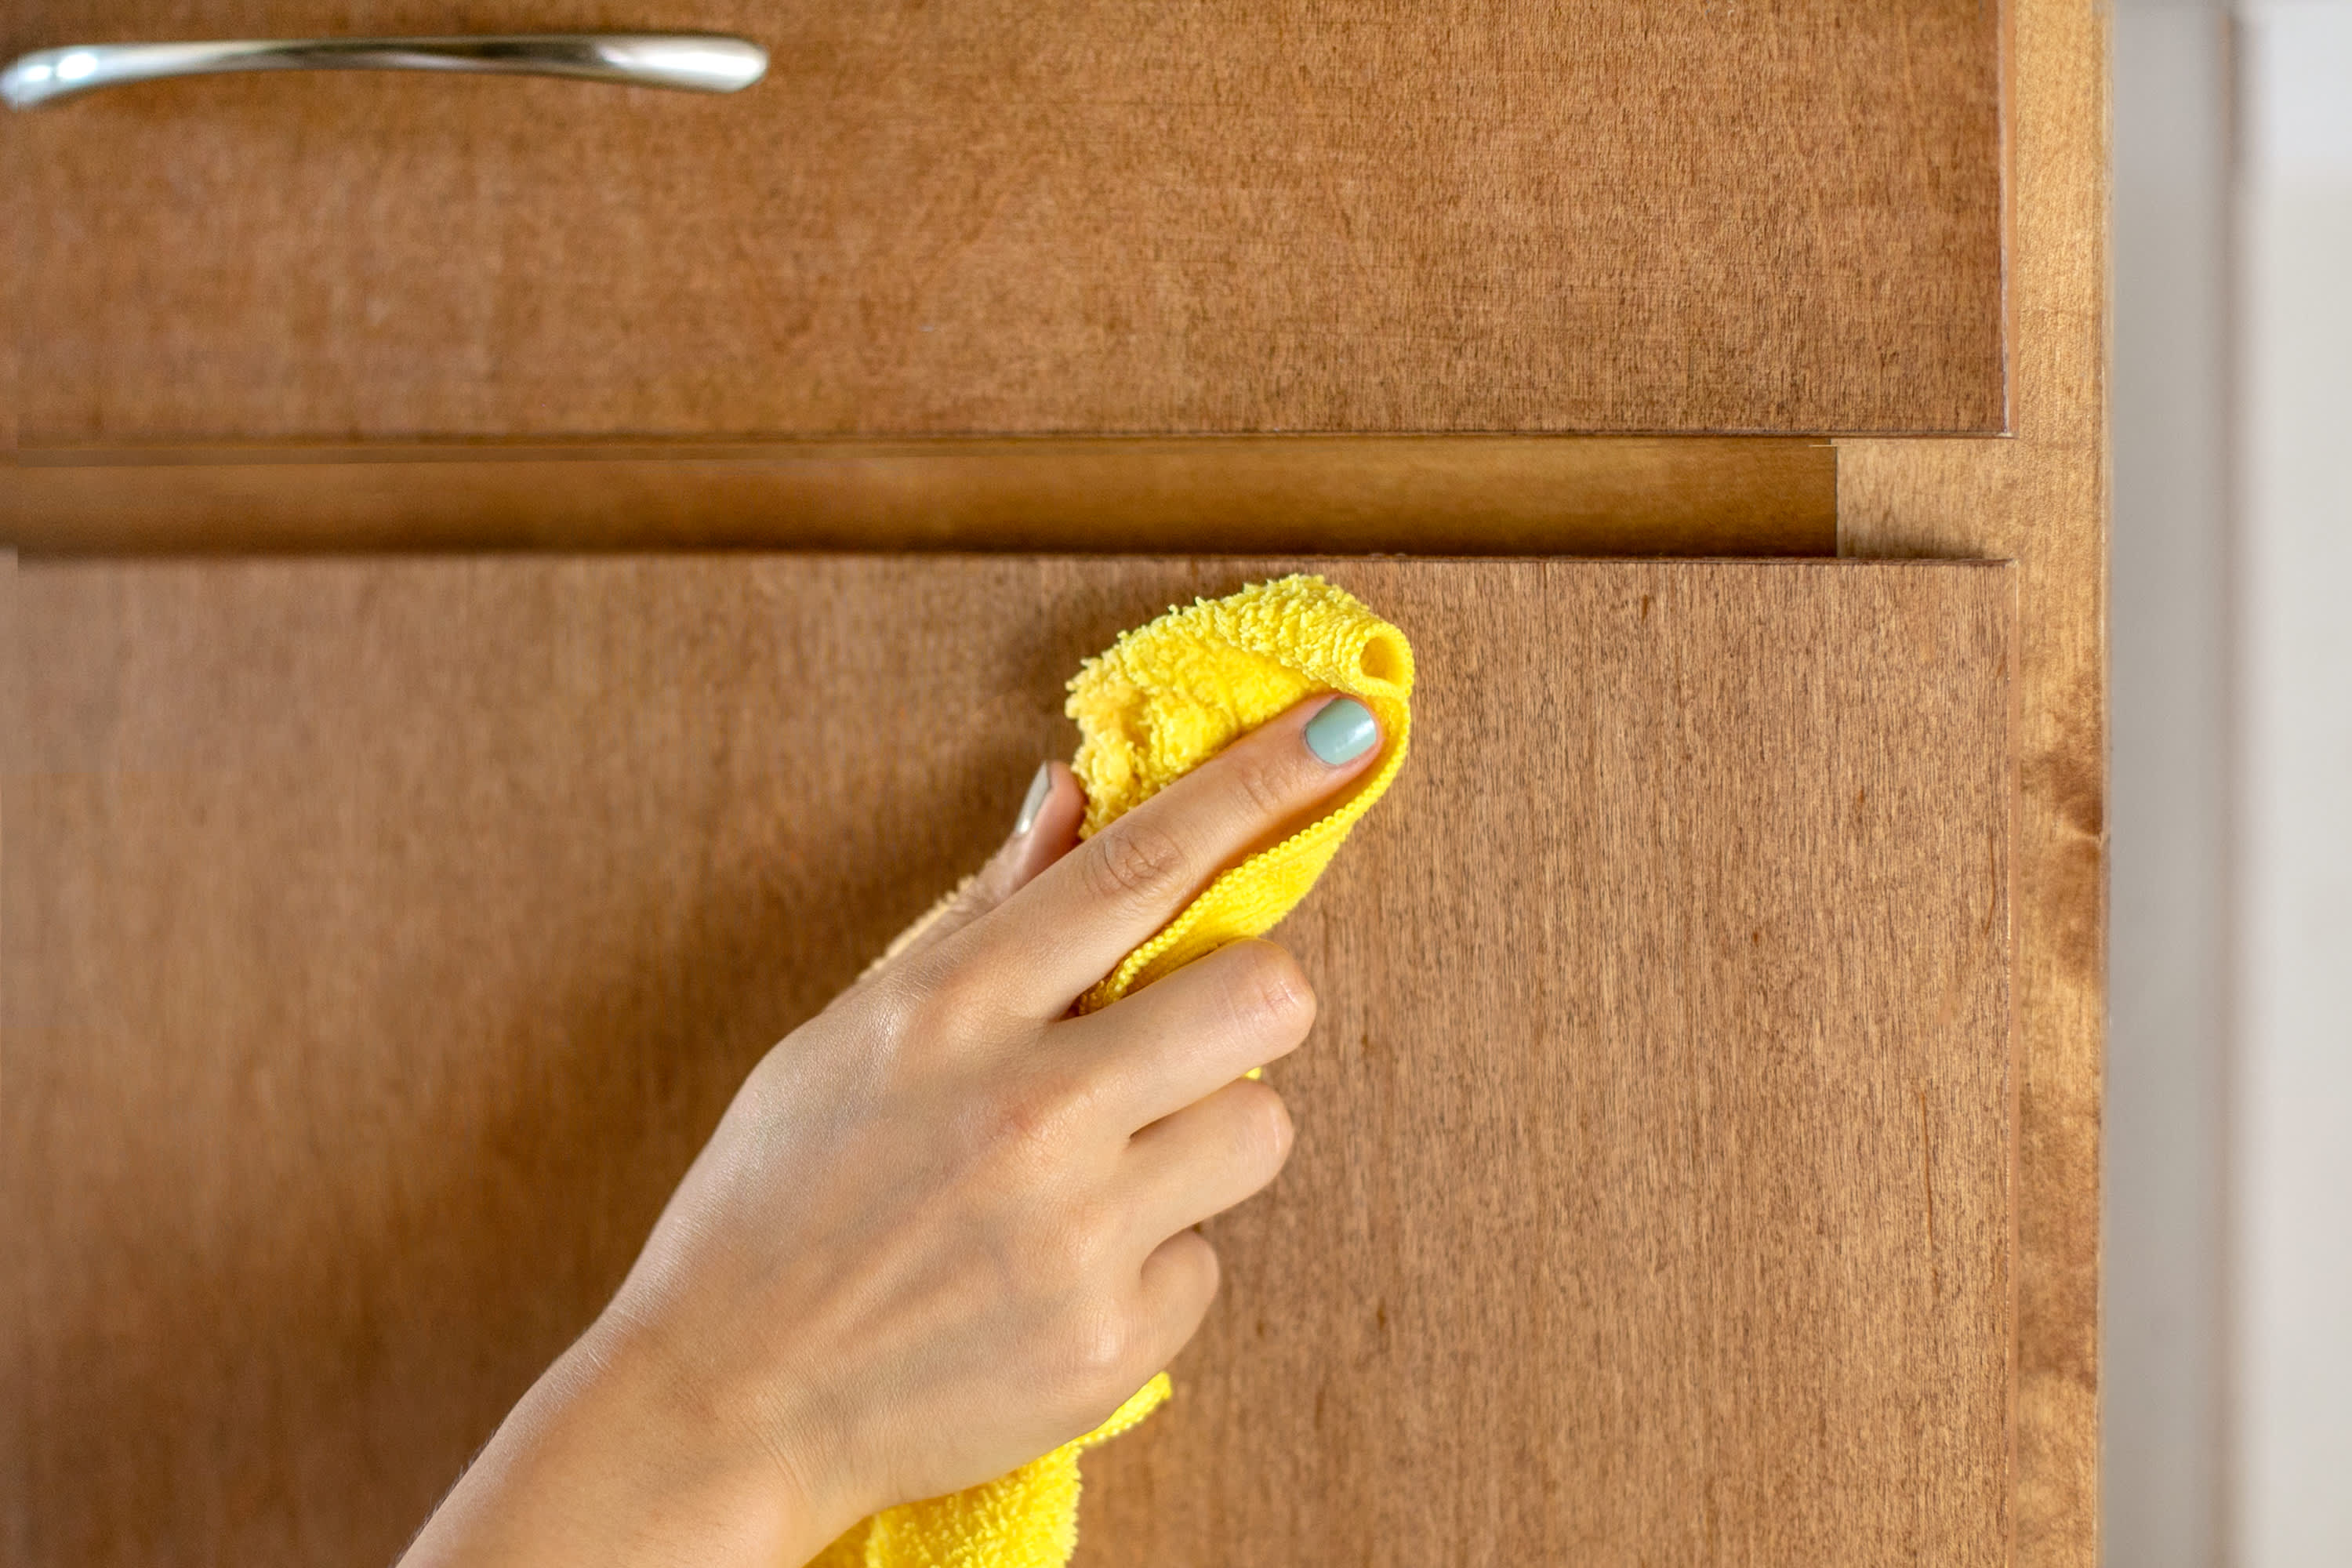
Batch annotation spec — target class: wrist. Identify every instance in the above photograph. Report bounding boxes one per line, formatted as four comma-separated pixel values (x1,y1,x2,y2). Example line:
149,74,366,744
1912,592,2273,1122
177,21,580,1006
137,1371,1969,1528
557,1310,856,1564
402,1309,849,1568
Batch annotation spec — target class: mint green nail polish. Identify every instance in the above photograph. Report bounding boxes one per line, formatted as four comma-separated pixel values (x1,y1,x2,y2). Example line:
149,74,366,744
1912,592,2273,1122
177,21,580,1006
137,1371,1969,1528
1304,697,1378,765
1013,763,1053,837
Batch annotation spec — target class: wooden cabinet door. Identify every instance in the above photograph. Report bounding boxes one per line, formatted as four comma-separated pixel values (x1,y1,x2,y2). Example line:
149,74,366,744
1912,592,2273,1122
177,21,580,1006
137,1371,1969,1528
5,556,2015,1566
3,2,2002,444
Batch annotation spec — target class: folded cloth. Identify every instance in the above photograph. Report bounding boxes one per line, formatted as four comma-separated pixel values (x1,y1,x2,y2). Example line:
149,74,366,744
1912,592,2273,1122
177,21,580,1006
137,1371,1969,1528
819,573,1414,1568
809,1377,1170,1568
1066,574,1416,1013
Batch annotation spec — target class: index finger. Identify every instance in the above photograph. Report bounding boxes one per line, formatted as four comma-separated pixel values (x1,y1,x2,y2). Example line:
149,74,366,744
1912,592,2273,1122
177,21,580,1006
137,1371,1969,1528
964,694,1383,1018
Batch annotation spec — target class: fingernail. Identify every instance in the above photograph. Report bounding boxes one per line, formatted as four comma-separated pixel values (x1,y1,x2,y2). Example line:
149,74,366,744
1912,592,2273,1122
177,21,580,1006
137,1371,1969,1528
1013,763,1054,837
1303,697,1378,766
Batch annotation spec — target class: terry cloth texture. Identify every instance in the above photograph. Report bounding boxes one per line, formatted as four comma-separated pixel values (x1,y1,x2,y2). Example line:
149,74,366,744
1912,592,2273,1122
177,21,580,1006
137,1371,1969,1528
1066,574,1416,1014
822,573,1414,1568
808,1377,1171,1568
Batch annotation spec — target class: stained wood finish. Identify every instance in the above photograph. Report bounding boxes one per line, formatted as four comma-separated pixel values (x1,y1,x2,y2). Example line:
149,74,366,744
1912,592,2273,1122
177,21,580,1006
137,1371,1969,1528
5,557,2016,1567
0,437,1835,557
2,2,2002,443
1836,0,2111,1560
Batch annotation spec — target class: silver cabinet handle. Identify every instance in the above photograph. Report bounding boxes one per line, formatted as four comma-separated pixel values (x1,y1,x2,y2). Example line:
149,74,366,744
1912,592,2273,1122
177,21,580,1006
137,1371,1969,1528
2,34,767,109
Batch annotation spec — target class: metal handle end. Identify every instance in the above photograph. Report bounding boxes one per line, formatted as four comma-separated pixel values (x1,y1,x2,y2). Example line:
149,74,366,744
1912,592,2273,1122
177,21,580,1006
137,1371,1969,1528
3,34,768,110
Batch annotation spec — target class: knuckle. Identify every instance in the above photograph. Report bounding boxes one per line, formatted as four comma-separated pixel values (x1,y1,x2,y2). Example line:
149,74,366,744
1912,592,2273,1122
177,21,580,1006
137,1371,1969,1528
1063,1304,1138,1392
1232,1081,1296,1169
1084,822,1192,909
1166,1229,1223,1303
852,968,930,1051
970,1067,1095,1171
1037,1200,1118,1280
1225,749,1299,821
1228,942,1317,1039
909,955,999,1036
1193,1234,1225,1294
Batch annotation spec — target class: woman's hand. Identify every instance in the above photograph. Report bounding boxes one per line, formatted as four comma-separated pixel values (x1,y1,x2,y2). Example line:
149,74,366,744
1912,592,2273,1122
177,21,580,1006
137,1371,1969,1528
399,695,1385,1568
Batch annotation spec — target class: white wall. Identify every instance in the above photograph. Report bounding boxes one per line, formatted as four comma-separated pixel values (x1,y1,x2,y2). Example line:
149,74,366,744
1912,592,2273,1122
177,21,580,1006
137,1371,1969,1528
2109,5,2352,1565
2233,8,2352,1564
2109,9,2233,1566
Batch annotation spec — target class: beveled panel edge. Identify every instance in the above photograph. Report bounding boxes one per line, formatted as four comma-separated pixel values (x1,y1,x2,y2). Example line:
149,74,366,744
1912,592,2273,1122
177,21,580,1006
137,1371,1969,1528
1,436,1835,557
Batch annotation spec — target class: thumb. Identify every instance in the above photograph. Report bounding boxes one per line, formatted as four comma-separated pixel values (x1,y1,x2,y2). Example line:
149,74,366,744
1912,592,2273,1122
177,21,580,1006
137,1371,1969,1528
859,761,1084,980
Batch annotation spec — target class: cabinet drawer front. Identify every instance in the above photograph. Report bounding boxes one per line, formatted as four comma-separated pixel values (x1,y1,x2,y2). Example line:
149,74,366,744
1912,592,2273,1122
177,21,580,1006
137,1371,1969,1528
5,2,2003,442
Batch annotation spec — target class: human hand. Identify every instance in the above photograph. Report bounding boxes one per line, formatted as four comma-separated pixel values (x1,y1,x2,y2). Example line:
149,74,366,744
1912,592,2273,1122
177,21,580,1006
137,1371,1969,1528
398,693,1385,1568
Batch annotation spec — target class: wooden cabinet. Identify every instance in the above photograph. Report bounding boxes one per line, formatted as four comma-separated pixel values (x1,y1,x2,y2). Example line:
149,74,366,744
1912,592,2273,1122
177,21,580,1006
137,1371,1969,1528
5,557,2016,1566
4,2,2002,447
5,2,2000,550
0,0,2110,1562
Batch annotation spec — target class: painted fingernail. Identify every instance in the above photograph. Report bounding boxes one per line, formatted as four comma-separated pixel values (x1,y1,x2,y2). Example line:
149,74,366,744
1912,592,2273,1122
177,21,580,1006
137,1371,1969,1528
1013,763,1054,837
1303,697,1378,766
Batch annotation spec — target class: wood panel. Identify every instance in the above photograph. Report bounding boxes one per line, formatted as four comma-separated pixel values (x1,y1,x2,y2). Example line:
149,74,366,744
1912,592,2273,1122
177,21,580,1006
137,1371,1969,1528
0,437,1835,557
4,556,2016,1567
1835,0,2111,1560
2,1,2003,443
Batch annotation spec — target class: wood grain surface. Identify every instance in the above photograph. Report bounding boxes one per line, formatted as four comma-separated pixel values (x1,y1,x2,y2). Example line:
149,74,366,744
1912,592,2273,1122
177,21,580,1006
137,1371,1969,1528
1836,0,2110,1561
1,2,2003,442
0,437,1835,557
4,557,2016,1566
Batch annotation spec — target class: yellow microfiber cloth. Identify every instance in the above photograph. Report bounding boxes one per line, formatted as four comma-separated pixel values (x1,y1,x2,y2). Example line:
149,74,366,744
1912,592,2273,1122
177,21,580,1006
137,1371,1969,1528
818,574,1413,1568
1064,573,1416,1015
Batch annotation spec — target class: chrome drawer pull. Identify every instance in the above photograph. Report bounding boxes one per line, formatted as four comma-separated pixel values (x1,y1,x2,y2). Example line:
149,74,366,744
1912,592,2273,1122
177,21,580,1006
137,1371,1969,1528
2,34,767,110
